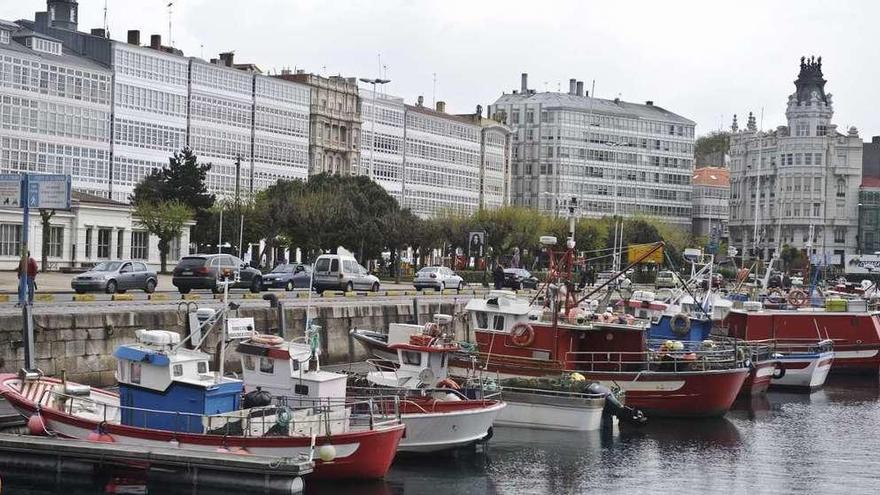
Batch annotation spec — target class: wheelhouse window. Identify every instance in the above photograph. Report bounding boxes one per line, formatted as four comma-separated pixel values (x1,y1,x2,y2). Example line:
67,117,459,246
493,315,506,331
259,357,274,374
475,312,488,329
294,384,309,395
197,361,207,374
172,364,183,377
130,362,141,384
243,355,254,371
402,351,422,366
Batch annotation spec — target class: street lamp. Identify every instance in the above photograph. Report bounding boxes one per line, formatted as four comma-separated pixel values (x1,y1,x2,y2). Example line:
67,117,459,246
604,141,627,216
359,78,391,180
858,202,864,255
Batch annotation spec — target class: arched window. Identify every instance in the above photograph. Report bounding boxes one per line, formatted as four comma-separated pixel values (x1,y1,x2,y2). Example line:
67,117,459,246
836,178,846,198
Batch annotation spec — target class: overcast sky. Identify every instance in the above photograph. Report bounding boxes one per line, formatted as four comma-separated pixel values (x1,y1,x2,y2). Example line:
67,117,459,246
9,0,880,139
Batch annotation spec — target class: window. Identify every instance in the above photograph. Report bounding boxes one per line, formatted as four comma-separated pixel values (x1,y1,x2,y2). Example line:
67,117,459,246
117,231,124,259
259,357,274,374
0,224,21,256
85,228,93,258
817,125,827,136
294,384,309,395
815,153,823,166
197,361,207,374
131,231,148,260
0,30,9,45
475,312,488,328
492,315,505,331
243,355,254,370
402,351,422,366
834,227,846,243
130,362,141,384
97,228,111,259
796,123,809,137
46,226,63,258
813,203,821,216
837,178,846,198
173,364,183,377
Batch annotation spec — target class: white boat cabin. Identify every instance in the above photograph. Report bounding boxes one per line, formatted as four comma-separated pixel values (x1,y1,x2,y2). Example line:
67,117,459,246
465,290,536,333
235,339,347,408
115,330,219,392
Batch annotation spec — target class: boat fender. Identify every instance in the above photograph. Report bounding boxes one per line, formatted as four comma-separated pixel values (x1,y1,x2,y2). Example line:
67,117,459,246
510,322,535,347
27,413,47,436
788,290,807,307
437,378,461,390
318,444,337,462
251,334,284,346
670,313,691,336
772,364,786,380
87,422,115,443
243,387,273,409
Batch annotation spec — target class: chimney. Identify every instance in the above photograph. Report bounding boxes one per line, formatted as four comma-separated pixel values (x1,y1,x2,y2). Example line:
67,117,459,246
645,100,654,106
90,28,106,38
614,97,621,105
521,73,528,93
873,136,880,144
150,34,161,49
576,81,584,97
569,79,577,95
476,104,483,118
210,58,219,65
219,52,234,67
417,95,424,107
127,30,140,45
436,101,446,113
280,68,291,76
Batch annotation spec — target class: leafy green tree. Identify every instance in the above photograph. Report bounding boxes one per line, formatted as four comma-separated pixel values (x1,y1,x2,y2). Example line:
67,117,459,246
131,148,215,248
134,200,193,273
39,209,55,271
694,131,730,167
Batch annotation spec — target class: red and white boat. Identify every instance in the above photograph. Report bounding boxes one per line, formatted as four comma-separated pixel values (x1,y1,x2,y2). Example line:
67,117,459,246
237,327,503,454
0,330,404,480
723,307,880,373
769,339,835,391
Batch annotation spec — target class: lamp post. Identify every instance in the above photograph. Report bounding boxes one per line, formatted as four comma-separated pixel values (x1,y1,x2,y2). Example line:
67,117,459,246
858,202,863,255
358,78,391,180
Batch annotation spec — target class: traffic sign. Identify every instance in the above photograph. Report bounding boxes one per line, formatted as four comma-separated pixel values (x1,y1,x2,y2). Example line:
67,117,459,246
0,174,23,207
27,174,71,209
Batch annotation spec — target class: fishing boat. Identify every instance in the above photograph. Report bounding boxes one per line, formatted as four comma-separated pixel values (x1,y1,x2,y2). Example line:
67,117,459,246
359,316,643,431
237,322,505,454
0,329,404,480
769,339,835,391
722,305,879,374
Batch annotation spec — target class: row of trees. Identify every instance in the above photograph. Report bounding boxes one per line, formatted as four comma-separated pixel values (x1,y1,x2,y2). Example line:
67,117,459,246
131,149,697,273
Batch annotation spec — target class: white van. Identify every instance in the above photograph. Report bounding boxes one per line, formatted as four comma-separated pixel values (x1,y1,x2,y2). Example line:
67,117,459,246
312,253,380,293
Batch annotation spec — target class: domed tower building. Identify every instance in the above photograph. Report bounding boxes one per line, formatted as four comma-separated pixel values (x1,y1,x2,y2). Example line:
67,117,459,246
46,0,78,31
728,57,863,266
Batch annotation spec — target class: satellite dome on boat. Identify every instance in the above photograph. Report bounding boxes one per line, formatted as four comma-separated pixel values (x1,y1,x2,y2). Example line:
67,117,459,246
135,329,180,347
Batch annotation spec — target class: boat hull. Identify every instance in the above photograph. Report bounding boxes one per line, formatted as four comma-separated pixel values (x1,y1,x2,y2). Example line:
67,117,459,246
494,391,605,431
396,401,505,453
770,351,834,391
738,360,777,396
0,375,404,480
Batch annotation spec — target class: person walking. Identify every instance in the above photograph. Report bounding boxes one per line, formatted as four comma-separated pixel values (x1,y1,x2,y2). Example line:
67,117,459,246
493,262,506,290
16,251,38,305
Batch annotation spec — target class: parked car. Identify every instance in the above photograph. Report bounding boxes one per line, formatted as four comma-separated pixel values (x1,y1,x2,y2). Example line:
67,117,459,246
71,261,158,294
413,266,464,291
503,268,539,290
171,254,263,294
655,270,677,289
312,253,379,293
262,263,312,291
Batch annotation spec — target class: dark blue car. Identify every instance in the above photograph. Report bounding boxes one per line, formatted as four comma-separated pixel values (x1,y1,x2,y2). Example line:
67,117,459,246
262,263,312,291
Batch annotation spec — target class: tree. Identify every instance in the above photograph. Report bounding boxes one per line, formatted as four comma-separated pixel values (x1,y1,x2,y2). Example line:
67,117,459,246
694,131,730,167
131,148,215,248
39,209,55,271
134,200,193,273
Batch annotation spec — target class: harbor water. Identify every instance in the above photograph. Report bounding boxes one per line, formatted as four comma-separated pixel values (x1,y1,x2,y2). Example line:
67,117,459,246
4,375,880,495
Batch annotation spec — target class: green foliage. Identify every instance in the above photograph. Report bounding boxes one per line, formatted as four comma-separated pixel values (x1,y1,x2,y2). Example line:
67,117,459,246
780,244,808,271
39,209,55,271
694,131,730,166
134,200,193,273
131,148,215,248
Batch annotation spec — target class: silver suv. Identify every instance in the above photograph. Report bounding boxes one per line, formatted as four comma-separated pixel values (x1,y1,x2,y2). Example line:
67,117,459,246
312,254,380,293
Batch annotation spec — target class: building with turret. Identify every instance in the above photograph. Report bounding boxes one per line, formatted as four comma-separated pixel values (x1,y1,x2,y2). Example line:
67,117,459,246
728,57,863,266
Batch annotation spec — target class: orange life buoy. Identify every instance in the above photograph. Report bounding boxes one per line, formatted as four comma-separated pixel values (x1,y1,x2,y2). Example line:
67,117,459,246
510,322,535,347
437,378,460,390
788,289,808,307
251,334,284,346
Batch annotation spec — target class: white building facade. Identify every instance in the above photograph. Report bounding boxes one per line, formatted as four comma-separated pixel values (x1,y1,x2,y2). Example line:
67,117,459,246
359,90,406,201
0,21,112,198
488,74,695,226
728,57,863,265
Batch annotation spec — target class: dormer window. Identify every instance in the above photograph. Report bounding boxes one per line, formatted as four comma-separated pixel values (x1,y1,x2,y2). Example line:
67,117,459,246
0,30,9,45
25,36,62,56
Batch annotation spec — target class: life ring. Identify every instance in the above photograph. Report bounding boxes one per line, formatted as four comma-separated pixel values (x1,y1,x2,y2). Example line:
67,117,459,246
437,378,460,390
670,313,691,336
423,322,441,337
510,322,535,347
788,289,808,307
251,334,284,346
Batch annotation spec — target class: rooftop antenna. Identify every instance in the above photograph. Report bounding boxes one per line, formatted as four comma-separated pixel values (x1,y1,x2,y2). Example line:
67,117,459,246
200,43,204,59
432,73,437,106
103,0,109,37
167,2,173,47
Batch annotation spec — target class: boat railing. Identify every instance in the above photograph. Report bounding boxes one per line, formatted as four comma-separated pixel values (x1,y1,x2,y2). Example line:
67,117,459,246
563,346,742,373
365,358,398,373
39,388,402,437
344,386,498,409
500,385,607,400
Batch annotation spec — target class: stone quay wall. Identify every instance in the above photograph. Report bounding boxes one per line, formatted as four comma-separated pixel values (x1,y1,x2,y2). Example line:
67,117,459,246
0,299,469,387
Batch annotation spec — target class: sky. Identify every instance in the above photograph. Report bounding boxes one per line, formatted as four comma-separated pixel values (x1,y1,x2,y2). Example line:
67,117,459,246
8,0,880,139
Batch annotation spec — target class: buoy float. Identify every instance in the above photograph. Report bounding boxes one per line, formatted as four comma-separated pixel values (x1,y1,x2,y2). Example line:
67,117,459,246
88,423,115,443
318,444,337,462
27,414,47,436
570,372,586,382
230,446,252,455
